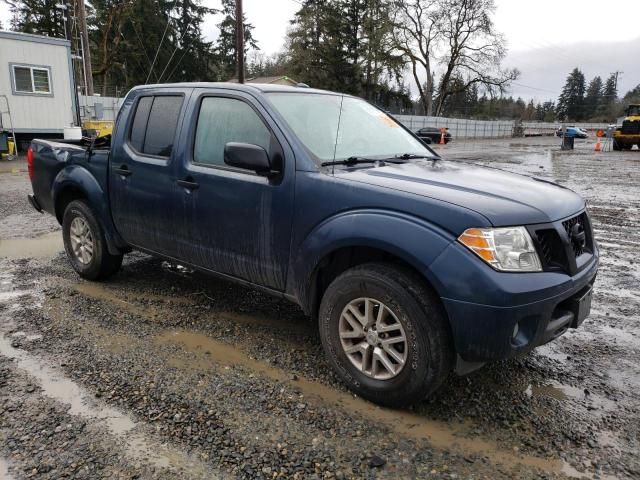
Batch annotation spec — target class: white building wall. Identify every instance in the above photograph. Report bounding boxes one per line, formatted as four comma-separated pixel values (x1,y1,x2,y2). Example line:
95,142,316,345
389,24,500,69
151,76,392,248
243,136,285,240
0,31,75,133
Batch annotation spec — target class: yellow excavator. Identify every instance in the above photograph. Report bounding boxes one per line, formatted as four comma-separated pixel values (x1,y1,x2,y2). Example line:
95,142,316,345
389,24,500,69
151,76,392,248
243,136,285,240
613,104,640,150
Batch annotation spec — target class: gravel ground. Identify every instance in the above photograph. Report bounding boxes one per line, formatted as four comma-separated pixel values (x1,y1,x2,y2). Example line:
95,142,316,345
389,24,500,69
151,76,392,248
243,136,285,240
0,137,638,479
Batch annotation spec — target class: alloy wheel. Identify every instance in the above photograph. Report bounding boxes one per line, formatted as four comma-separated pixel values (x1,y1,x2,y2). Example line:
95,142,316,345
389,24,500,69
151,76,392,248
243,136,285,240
338,297,408,380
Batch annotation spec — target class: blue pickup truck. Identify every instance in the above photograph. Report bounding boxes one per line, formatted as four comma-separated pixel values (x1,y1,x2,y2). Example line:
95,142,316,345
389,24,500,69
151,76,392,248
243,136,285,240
27,83,598,407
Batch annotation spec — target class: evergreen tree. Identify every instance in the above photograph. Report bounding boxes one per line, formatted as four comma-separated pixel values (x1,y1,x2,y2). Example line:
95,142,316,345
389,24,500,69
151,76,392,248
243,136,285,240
169,0,217,82
623,84,640,105
534,102,544,121
287,0,356,93
584,76,602,120
556,68,586,121
215,0,259,81
603,73,618,102
8,0,65,37
541,101,556,122
523,99,536,120
286,0,403,102
7,0,219,91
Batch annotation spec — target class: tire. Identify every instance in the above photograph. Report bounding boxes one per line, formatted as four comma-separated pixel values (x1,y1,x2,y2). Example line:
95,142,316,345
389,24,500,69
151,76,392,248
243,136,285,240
62,200,123,280
318,262,453,407
612,140,621,151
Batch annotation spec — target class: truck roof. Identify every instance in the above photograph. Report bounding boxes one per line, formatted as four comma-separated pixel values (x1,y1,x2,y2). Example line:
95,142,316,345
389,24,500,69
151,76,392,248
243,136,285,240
130,82,338,96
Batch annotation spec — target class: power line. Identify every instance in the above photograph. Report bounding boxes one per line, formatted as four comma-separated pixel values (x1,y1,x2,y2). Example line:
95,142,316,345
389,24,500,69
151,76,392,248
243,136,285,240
157,19,194,83
511,82,559,95
145,0,179,84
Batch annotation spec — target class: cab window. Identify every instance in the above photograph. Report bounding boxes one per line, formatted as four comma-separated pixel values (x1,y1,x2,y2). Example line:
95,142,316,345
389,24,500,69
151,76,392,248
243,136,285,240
129,95,183,157
194,97,271,167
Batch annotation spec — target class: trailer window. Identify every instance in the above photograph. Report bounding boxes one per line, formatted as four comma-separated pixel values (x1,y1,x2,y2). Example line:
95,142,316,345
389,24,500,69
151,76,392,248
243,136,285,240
11,64,51,94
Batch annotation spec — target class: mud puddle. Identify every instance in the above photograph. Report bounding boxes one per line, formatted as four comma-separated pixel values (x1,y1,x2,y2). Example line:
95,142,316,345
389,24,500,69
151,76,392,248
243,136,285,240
526,380,618,412
0,231,63,259
0,330,220,478
157,330,567,475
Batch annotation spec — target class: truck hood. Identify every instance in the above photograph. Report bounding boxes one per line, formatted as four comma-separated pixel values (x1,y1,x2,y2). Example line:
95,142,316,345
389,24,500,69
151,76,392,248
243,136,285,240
335,160,585,226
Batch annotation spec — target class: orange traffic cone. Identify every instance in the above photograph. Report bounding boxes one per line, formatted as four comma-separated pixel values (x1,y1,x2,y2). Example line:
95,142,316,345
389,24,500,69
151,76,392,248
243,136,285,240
594,137,601,152
439,128,446,145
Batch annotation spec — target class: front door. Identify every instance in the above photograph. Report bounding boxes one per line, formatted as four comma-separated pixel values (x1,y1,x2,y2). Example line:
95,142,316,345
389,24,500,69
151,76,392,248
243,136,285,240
109,89,190,257
174,89,295,291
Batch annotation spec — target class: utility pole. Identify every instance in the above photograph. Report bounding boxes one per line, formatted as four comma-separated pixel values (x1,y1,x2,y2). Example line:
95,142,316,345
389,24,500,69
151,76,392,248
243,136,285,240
55,3,70,40
235,0,244,83
77,0,94,96
610,71,623,93
57,2,81,126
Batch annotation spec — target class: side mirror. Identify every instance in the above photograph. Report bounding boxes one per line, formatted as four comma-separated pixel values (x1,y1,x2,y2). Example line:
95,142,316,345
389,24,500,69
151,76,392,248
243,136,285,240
224,142,274,174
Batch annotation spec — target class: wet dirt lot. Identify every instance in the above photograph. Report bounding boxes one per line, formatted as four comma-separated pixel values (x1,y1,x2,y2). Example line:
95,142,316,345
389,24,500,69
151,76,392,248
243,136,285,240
0,137,638,479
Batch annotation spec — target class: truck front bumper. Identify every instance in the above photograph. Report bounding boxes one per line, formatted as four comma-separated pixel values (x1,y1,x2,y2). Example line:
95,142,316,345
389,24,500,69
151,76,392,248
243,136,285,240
429,242,599,366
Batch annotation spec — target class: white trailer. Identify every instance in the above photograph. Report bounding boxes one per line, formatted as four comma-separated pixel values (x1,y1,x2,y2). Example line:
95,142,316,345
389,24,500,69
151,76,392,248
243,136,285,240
0,30,77,149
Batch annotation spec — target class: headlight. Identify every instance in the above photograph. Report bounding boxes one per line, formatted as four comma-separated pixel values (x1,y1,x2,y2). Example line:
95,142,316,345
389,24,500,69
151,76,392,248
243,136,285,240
458,226,542,272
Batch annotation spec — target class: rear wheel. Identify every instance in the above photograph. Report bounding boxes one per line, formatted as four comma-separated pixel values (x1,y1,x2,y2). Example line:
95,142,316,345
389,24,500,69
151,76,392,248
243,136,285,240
613,139,621,151
62,200,123,280
318,263,453,407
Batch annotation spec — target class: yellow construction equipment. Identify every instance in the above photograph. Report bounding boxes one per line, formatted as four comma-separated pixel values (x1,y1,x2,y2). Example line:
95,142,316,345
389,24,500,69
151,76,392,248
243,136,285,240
82,120,114,138
613,104,640,150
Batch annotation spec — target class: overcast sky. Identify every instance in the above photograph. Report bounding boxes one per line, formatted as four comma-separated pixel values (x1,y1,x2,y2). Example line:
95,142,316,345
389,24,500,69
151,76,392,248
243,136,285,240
2,0,638,101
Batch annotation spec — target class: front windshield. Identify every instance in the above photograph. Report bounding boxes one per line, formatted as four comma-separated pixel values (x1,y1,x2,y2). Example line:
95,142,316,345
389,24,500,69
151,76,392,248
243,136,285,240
266,93,435,164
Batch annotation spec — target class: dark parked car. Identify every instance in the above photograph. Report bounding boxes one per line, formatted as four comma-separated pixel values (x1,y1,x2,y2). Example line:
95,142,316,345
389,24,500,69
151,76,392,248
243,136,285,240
415,127,452,144
27,83,598,407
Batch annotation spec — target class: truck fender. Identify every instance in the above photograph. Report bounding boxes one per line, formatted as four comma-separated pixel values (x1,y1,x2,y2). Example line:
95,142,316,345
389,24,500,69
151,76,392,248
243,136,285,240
52,165,126,255
289,209,454,315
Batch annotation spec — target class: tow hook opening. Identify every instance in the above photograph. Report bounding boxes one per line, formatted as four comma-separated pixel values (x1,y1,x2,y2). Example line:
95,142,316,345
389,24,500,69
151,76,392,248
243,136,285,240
511,315,538,348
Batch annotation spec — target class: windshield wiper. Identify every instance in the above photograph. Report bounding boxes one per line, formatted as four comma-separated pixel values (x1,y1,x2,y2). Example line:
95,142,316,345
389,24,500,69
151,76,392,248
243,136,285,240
320,156,409,167
394,153,435,160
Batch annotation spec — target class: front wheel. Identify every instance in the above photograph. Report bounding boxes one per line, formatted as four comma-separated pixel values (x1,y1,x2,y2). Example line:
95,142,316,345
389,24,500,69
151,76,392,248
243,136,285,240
62,200,123,280
318,263,453,407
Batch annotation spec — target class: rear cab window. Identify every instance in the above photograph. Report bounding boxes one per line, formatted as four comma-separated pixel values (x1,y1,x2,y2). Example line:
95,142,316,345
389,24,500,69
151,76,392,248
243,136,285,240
128,94,184,158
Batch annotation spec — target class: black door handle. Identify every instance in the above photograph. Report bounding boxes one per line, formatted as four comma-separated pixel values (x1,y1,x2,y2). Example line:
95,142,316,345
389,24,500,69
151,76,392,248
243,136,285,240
177,178,199,191
114,165,132,177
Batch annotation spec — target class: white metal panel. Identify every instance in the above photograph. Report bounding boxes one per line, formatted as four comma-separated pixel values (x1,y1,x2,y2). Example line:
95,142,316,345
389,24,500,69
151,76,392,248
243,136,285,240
0,35,74,133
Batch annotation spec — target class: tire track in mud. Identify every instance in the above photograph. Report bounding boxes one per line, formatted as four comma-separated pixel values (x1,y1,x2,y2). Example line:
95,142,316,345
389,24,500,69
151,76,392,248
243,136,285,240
5,252,637,478
0,262,570,479
22,271,606,478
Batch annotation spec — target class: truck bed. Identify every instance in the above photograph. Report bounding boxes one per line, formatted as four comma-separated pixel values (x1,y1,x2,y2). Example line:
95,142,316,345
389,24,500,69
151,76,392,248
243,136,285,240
29,139,111,219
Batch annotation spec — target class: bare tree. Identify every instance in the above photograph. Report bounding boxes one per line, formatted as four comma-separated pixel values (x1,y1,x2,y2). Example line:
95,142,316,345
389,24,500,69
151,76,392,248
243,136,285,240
392,0,442,116
433,0,518,116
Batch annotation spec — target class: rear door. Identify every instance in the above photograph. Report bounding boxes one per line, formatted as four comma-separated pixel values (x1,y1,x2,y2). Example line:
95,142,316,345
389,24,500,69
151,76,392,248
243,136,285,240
174,88,295,291
109,88,191,257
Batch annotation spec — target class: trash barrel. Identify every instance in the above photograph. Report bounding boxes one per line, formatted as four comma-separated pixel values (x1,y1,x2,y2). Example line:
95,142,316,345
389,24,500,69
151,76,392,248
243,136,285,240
561,136,574,150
